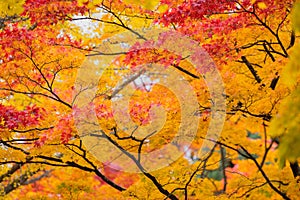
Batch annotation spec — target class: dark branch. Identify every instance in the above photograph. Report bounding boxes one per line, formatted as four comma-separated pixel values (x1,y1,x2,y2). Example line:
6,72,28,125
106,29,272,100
241,56,262,83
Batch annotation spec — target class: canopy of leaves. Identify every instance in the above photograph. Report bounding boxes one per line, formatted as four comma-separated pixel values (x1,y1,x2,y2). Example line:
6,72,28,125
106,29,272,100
0,0,299,200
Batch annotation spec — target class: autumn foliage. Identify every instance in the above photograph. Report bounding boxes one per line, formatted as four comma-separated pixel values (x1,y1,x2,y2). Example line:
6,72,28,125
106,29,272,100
0,0,300,199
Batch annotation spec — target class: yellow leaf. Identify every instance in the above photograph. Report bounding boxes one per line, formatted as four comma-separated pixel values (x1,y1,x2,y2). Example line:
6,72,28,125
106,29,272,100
257,2,267,9
157,4,168,13
77,0,88,7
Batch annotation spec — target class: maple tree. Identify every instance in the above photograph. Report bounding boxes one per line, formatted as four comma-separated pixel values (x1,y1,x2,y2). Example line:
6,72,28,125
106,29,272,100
0,0,300,199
